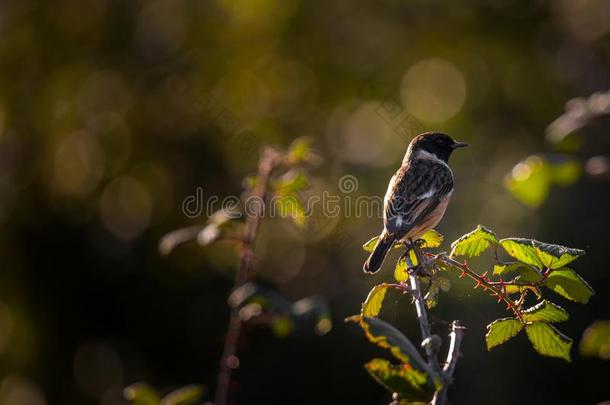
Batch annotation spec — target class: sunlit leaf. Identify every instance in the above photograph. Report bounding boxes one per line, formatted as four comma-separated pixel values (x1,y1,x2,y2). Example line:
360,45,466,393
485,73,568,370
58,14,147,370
272,171,309,195
504,155,551,207
504,284,541,299
486,318,523,350
580,320,610,360
287,137,321,165
362,284,389,317
363,236,380,253
450,225,498,258
362,236,408,253
347,316,430,374
424,282,439,310
161,385,205,405
288,137,311,162
545,268,594,303
123,383,161,405
394,256,408,282
419,229,444,248
500,238,584,269
522,300,569,323
525,322,572,362
365,358,433,402
492,262,529,276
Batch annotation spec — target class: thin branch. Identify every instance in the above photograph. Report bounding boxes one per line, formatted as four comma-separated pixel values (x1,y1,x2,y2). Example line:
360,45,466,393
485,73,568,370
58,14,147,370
432,321,465,405
407,244,443,378
214,147,279,405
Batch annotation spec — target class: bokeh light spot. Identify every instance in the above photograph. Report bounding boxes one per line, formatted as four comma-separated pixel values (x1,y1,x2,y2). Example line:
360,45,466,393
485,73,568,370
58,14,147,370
99,176,153,241
401,58,467,123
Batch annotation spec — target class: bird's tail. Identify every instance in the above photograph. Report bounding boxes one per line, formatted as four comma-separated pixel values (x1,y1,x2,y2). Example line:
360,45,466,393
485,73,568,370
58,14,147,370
363,233,394,274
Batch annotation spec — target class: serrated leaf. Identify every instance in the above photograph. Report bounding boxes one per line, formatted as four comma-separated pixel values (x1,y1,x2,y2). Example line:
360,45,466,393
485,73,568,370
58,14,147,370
580,320,610,360
161,385,205,405
347,316,430,374
522,300,569,323
525,322,572,361
486,318,523,350
450,225,498,258
362,284,389,317
419,229,444,248
394,256,408,282
500,238,584,269
545,268,594,303
365,358,433,402
123,383,161,405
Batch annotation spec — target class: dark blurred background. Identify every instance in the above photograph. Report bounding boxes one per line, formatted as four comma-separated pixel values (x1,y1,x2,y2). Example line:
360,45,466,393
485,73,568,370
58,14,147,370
1,0,610,404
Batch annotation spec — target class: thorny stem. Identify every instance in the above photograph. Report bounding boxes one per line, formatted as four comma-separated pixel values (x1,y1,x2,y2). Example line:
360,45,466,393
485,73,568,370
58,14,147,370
214,147,280,405
437,255,527,323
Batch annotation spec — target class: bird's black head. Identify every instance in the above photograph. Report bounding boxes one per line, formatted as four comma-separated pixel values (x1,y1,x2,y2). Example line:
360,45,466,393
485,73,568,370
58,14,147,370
408,132,467,163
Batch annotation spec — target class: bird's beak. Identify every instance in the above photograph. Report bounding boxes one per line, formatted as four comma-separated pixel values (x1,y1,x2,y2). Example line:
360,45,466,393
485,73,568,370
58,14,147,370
452,141,468,149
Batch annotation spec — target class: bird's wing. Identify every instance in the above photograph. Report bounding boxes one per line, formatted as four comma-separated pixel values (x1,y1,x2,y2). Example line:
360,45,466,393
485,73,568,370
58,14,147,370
384,159,453,237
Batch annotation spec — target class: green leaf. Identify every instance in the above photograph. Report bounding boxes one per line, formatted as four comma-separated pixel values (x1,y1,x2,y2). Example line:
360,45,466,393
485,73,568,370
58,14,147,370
161,385,205,405
362,284,389,317
485,318,523,350
347,316,430,374
499,238,544,269
580,320,610,360
273,172,309,195
123,383,161,405
493,262,543,283
288,137,311,162
525,322,572,362
365,358,433,402
545,268,594,304
493,262,529,276
450,225,498,258
522,300,569,323
419,229,444,248
500,238,584,269
394,256,408,282
363,236,380,253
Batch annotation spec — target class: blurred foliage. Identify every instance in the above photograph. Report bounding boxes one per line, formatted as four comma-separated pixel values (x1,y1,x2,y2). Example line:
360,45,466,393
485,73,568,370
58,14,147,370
580,320,610,361
1,0,610,404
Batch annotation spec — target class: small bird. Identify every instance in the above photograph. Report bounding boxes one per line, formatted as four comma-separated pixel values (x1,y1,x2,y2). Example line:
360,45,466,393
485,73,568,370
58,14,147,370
363,132,467,273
